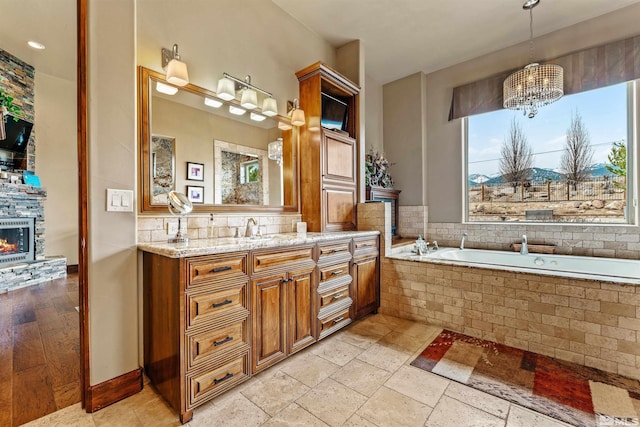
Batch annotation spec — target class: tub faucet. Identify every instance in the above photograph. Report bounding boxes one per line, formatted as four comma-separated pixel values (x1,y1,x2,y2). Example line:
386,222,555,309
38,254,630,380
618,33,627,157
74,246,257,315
460,233,468,250
245,218,257,237
520,234,529,255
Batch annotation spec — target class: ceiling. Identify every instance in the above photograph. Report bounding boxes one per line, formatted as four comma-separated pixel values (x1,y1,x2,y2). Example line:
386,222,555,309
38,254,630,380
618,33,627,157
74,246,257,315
0,0,76,81
272,0,640,84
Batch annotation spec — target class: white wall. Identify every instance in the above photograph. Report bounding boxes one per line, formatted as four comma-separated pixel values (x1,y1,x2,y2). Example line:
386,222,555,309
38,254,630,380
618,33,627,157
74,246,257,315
35,73,78,264
88,0,138,385
137,0,336,114
365,74,383,154
85,0,336,386
424,4,640,222
382,72,427,205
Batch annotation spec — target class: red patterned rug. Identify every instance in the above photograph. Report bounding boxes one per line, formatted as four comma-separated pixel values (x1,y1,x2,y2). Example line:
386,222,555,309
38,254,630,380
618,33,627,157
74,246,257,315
411,330,640,427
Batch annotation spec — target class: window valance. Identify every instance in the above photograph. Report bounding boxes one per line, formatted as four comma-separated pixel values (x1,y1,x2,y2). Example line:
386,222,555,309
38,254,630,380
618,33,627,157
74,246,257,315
449,34,640,121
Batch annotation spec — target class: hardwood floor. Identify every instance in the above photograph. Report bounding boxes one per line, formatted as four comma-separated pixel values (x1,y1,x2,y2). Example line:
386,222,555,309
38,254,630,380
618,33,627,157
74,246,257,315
0,273,80,426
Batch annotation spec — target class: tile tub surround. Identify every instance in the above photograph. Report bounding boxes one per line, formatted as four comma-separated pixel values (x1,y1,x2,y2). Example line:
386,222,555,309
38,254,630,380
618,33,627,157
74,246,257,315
426,222,640,259
380,254,640,380
397,205,428,239
137,213,302,243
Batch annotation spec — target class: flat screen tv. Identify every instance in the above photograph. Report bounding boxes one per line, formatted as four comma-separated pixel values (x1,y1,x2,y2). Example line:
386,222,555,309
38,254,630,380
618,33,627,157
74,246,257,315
0,116,33,154
321,92,348,132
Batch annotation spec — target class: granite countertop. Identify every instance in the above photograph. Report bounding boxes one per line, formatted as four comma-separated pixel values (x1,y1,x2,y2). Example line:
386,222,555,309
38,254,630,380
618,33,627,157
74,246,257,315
138,231,380,258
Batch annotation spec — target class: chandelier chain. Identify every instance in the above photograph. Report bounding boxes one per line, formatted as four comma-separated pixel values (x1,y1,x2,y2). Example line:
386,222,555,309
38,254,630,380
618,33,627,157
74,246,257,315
529,7,534,64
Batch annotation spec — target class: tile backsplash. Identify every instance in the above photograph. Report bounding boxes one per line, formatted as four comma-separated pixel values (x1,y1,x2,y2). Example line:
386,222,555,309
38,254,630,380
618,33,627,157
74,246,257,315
138,213,302,243
426,222,640,259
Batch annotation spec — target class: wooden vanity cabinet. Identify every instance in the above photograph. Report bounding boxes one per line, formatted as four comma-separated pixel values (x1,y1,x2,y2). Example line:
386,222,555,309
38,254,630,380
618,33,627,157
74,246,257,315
142,234,379,423
251,245,316,373
316,239,354,339
352,236,380,319
143,251,250,423
297,62,360,232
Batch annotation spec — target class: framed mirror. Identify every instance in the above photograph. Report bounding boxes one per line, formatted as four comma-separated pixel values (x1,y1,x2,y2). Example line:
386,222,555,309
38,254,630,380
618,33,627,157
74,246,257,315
138,66,298,212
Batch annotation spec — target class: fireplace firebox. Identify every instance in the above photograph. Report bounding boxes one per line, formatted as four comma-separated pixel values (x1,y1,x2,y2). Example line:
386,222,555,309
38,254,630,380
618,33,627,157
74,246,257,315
0,217,35,266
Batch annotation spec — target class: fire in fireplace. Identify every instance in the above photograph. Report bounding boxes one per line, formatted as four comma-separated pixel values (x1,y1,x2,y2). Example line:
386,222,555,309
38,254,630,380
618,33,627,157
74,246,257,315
0,218,35,266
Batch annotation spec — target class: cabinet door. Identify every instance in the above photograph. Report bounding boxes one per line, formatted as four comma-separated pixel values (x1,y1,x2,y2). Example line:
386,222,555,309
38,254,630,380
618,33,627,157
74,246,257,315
252,273,287,373
353,256,379,319
323,185,357,231
287,268,316,354
322,131,356,184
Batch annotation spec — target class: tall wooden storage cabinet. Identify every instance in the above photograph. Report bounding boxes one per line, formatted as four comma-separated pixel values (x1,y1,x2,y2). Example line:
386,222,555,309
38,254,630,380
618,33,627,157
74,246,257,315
296,62,360,232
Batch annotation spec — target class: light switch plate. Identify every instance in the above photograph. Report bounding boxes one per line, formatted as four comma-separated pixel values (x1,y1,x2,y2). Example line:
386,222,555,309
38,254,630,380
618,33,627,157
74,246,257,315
106,189,134,212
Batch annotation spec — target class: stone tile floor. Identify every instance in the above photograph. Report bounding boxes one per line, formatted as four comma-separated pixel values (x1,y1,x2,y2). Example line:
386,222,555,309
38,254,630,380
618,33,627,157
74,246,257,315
24,314,573,426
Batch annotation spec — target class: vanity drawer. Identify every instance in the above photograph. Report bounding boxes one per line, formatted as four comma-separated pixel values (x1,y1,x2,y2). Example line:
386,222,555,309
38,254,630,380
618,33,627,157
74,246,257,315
252,247,314,274
353,237,378,254
187,253,247,288
319,262,350,282
188,351,250,408
319,308,351,334
187,282,249,329
187,321,249,369
318,240,351,260
319,285,350,310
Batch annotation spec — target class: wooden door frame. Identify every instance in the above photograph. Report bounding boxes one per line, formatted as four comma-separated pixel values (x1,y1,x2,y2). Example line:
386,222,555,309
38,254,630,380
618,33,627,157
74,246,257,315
77,0,90,408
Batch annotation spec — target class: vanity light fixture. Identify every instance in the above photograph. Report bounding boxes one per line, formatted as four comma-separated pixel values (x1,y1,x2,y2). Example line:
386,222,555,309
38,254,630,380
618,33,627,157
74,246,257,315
161,44,189,87
287,99,305,126
250,112,266,122
204,97,223,108
503,0,563,118
229,105,247,116
218,73,278,115
262,97,278,117
216,77,236,101
156,81,178,95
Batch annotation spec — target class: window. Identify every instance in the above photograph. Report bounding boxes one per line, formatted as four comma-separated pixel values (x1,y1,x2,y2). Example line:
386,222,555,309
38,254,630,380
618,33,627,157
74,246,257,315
240,159,259,184
465,81,635,224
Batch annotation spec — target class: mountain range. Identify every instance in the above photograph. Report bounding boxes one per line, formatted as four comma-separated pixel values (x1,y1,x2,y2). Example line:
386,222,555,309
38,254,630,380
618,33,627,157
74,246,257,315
469,163,612,186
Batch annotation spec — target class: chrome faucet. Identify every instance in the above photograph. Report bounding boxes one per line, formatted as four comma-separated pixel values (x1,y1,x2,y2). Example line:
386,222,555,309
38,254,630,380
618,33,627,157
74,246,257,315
245,218,257,237
520,234,529,255
432,241,439,251
460,233,468,250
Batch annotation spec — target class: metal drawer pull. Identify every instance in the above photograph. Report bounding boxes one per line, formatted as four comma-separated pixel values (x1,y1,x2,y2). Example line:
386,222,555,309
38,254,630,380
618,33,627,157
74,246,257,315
331,270,343,276
212,266,232,273
331,248,344,253
214,336,233,347
332,294,344,300
213,372,233,385
360,243,373,248
212,299,233,308
332,316,344,324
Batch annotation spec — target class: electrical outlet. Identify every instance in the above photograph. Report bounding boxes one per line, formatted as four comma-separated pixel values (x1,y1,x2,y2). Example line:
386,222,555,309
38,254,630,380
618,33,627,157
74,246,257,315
167,222,178,235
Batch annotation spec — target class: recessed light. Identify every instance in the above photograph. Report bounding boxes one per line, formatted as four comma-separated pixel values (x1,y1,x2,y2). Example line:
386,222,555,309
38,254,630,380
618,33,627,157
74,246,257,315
27,41,46,50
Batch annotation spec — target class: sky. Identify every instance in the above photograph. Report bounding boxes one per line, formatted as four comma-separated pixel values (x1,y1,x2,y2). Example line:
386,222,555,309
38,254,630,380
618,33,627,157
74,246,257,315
467,82,628,177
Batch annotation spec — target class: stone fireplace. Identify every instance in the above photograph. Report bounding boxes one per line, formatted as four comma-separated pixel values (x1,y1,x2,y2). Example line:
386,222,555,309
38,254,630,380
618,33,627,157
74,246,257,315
0,183,66,292
0,217,35,266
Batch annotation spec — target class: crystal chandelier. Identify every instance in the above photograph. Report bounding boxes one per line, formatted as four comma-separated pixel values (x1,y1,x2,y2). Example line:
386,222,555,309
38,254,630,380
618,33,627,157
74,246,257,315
503,0,563,118
268,138,283,165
